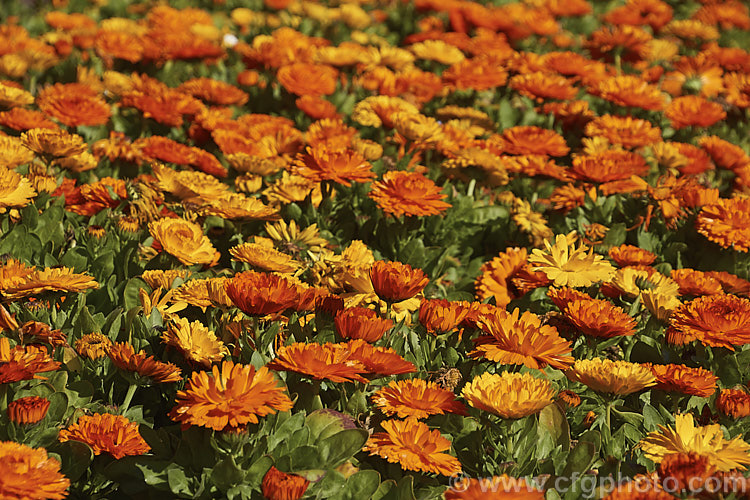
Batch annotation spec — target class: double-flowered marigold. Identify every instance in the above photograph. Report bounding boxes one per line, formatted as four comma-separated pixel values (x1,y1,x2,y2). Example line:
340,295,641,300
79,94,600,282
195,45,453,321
471,308,574,370
696,197,750,252
418,299,470,334
229,242,301,274
58,413,150,459
371,379,467,419
667,294,750,349
370,260,429,302
149,218,220,267
0,441,69,499
444,475,544,499
268,342,368,383
363,418,461,476
0,337,60,384
170,361,293,432
368,170,450,218
108,342,182,383
292,144,374,186
666,95,726,129
21,128,87,158
162,317,228,368
559,296,638,339
649,364,717,398
462,372,555,419
639,413,750,472
529,234,615,287
717,389,750,419
566,358,656,395
225,271,300,316
7,396,50,425
334,307,393,342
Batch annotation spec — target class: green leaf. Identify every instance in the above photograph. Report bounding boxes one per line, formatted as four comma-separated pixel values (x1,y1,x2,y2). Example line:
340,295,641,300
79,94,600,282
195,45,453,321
211,456,245,492
537,403,571,457
56,440,94,482
317,428,369,468
561,430,600,477
167,467,192,496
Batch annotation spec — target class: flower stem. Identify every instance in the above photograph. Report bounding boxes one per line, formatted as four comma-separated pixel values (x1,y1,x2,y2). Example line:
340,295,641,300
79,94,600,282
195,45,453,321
121,382,137,412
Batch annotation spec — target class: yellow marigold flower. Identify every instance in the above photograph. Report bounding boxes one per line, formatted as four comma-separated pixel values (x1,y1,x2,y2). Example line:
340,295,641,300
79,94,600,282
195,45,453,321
266,219,328,256
2,267,98,300
172,277,234,310
0,83,34,108
0,167,36,211
639,413,750,472
152,163,230,201
139,287,188,319
197,194,280,222
141,270,190,290
0,136,35,169
529,234,615,287
55,151,98,173
392,112,444,145
351,96,419,128
148,218,220,267
21,128,87,157
663,19,720,40
230,242,301,273
462,372,556,419
263,172,323,207
408,40,465,65
511,199,553,247
641,290,681,321
566,358,656,395
163,317,228,368
74,332,113,360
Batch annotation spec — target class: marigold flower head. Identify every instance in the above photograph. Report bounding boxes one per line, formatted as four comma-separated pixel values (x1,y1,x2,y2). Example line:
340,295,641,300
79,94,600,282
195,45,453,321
170,360,292,432
372,379,467,419
444,475,544,499
262,466,309,500
108,342,182,383
36,83,111,127
663,19,719,41
657,452,715,495
717,389,750,419
639,413,750,472
334,307,393,342
418,299,470,334
500,126,569,157
58,413,150,459
277,63,338,96
670,268,723,296
510,72,578,102
141,270,189,291
696,197,750,252
649,364,717,397
608,244,657,267
666,95,726,130
529,234,615,287
570,150,650,183
347,339,416,377
292,144,374,187
363,418,461,476
148,218,220,267
267,342,368,383
370,260,429,302
163,317,228,368
225,271,300,316
0,136,35,169
369,171,450,218
74,332,112,360
566,358,656,395
230,242,301,274
667,294,750,349
0,83,34,108
462,372,555,419
0,441,70,499
591,75,665,110
474,247,528,307
7,396,50,425
585,115,661,148
560,297,638,339
699,136,749,172
21,128,87,158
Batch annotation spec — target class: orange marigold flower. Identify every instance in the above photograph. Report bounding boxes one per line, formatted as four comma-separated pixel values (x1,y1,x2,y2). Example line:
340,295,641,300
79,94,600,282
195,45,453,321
585,115,661,148
149,218,220,267
657,452,715,495
177,77,248,106
707,271,750,295
667,294,750,349
698,136,750,172
718,389,750,419
108,342,182,383
442,55,509,92
292,144,374,187
74,332,112,360
370,260,429,302
591,75,665,110
560,297,638,339
604,0,673,31
262,466,309,500
371,379,467,419
558,390,582,408
267,342,368,383
666,96,726,130
670,268,723,296
7,396,50,424
609,244,657,267
36,83,111,128
418,299,470,334
586,25,652,63
0,108,57,131
649,364,717,397
445,475,544,499
225,271,300,316
471,308,574,370
696,197,750,252
509,72,578,102
571,150,649,183
566,358,656,395
368,170,450,218
58,413,150,459
463,371,555,419
295,96,339,120
94,30,144,64
346,340,416,377
0,337,60,384
363,418,461,476
334,307,393,342
0,441,70,499
500,126,569,157
277,63,338,96
474,247,527,307
169,360,293,431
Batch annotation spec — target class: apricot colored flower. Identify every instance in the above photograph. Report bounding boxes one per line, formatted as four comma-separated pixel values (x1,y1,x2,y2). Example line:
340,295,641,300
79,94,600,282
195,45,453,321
334,307,393,342
649,364,717,397
21,128,87,157
592,75,665,110
296,95,338,120
718,389,750,419
442,55,509,92
2,266,98,300
162,317,228,368
500,126,569,157
170,361,293,431
262,466,309,500
670,268,723,296
74,332,112,360
369,171,450,218
292,145,374,186
698,136,749,171
363,418,461,476
510,72,578,102
108,342,182,383
566,358,656,395
267,342,368,383
7,396,50,425
0,441,69,499
370,260,429,302
656,452,715,495
462,372,555,419
638,413,750,472
0,136,35,168
471,308,574,370
666,96,726,130
36,83,111,127
148,218,220,266
570,150,649,183
58,413,150,459
418,299,469,334
277,63,338,96
529,234,615,287
371,379,467,419
0,167,37,210
474,247,528,307
445,475,544,499
561,297,637,338
230,242,301,274
696,197,750,252
667,294,750,349
608,244,657,267
177,77,248,106
585,115,661,148
347,340,416,377
225,271,300,316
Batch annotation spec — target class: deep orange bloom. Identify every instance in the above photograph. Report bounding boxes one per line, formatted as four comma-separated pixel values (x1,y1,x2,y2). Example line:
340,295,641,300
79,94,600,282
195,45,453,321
267,342,369,383
707,271,750,295
509,72,578,102
667,294,750,349
0,441,70,499
292,144,374,186
698,136,750,171
474,247,528,307
445,476,544,499
334,307,393,342
586,25,652,63
277,63,338,96
604,0,673,31
94,30,144,64
7,396,50,424
371,379,467,419
170,361,293,431
718,389,750,418
418,299,470,334
370,260,429,302
347,340,416,377
500,126,569,157
37,83,111,127
368,171,450,217
662,54,724,98
608,244,657,267
58,413,150,459
665,96,726,130
670,268,723,296
471,308,574,370
225,271,300,316
108,342,182,383
442,55,509,91
262,466,309,500
591,75,665,110
657,452,715,495
571,150,649,183
696,197,750,252
0,108,57,131
295,96,339,120
0,337,60,384
177,77,248,106
560,297,637,339
363,418,461,476
585,115,661,148
649,364,717,397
